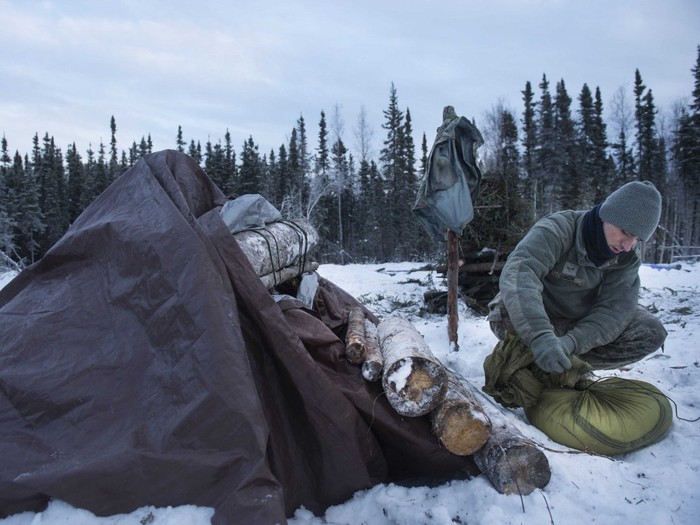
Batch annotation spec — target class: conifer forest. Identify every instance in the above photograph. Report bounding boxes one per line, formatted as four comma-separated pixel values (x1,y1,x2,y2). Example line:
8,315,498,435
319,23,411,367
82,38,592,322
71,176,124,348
1,46,700,270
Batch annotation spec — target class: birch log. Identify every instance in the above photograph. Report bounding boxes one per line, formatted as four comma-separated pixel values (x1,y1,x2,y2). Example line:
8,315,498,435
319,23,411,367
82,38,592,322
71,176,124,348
259,261,319,290
377,317,447,417
361,319,383,382
468,386,551,495
430,371,491,456
233,219,318,279
345,307,367,364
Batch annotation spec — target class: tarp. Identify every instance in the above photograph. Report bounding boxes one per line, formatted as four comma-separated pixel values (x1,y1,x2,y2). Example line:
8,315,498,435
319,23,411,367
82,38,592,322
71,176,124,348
412,114,484,240
0,150,474,524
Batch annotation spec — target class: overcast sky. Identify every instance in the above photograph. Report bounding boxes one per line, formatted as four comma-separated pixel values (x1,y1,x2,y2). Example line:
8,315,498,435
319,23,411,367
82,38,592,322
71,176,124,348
1,0,698,162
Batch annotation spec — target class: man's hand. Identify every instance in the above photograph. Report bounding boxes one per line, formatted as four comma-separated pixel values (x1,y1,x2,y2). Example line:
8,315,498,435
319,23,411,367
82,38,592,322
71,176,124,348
530,332,574,373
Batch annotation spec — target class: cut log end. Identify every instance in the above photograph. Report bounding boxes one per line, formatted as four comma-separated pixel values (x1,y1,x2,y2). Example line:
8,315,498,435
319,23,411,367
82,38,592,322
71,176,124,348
346,340,367,364
361,360,383,382
382,358,447,417
431,403,491,456
474,426,551,495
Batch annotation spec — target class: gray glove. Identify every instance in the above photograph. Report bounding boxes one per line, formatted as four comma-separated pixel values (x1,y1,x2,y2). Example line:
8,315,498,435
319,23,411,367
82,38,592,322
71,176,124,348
530,332,574,373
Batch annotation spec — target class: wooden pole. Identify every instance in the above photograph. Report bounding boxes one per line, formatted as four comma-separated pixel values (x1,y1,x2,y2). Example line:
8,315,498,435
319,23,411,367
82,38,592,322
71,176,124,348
447,228,459,351
440,105,460,352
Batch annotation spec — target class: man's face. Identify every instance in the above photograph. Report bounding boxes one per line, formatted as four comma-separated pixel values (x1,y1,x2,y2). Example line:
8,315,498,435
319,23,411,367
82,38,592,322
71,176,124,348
603,222,639,254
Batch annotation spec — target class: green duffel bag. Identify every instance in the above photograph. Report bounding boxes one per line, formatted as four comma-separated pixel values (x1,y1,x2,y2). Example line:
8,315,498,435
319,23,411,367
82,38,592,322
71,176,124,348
525,377,673,456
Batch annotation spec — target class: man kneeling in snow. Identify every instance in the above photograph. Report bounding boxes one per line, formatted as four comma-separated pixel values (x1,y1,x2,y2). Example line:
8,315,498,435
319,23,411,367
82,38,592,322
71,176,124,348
487,181,667,373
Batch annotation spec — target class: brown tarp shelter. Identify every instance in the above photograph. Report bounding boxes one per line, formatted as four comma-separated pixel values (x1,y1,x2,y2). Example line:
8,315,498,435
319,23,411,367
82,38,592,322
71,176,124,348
0,150,474,524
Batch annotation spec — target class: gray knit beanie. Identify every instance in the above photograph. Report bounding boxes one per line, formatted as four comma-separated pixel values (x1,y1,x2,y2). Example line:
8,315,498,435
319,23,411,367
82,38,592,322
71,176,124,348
599,181,662,242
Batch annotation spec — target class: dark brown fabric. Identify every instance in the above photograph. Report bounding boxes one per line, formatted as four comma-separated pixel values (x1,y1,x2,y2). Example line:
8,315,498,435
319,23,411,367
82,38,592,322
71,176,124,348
0,150,473,524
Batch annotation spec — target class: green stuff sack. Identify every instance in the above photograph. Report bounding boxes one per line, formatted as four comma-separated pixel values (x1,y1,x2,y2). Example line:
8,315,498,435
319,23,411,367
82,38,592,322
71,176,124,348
525,377,673,456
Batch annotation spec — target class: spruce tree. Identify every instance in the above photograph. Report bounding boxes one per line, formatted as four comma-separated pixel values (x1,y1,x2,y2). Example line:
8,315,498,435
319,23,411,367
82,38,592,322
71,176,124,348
310,111,334,254
66,143,85,222
354,157,372,260
205,140,226,193
83,145,97,204
176,125,186,152
109,116,119,183
591,87,613,203
673,46,700,247
92,142,109,197
352,108,377,261
521,81,537,219
397,108,423,259
419,133,428,179
0,137,15,263
295,115,311,214
553,80,580,210
535,75,556,215
275,144,289,210
223,129,236,195
315,111,329,177
38,135,69,254
287,127,302,215
464,108,527,260
330,136,351,262
238,136,263,196
379,83,405,260
8,152,44,263
610,86,636,186
633,69,647,175
576,83,598,205
633,70,664,188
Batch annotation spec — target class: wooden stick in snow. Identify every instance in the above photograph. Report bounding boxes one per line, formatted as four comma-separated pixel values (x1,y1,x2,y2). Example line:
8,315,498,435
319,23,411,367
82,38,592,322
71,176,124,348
345,307,367,364
447,228,460,350
430,371,491,456
377,317,447,417
361,319,383,382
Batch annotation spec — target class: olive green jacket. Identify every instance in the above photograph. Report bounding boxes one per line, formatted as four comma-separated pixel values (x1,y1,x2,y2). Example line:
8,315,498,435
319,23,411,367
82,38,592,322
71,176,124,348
488,210,641,354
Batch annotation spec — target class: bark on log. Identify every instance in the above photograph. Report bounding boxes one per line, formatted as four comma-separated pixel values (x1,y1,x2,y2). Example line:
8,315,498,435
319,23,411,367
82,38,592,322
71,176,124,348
430,371,492,456
345,307,367,364
233,219,318,279
259,260,319,290
473,422,551,495
468,385,551,495
377,317,447,417
361,319,383,382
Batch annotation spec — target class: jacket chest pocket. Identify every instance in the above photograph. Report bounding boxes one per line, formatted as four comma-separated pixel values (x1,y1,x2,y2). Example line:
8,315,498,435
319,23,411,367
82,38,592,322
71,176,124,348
550,260,604,289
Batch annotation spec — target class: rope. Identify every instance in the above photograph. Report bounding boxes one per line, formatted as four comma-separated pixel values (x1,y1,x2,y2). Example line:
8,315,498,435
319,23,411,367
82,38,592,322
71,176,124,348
280,219,309,276
244,220,311,287
247,227,282,287
580,375,700,423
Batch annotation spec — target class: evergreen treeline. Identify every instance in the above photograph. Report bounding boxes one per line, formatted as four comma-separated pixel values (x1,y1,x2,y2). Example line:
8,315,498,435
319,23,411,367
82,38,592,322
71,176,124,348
2,48,700,270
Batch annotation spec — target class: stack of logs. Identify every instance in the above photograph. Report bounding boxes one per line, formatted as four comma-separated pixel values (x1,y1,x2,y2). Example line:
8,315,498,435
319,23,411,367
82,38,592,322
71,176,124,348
426,250,505,316
233,219,319,290
345,308,551,495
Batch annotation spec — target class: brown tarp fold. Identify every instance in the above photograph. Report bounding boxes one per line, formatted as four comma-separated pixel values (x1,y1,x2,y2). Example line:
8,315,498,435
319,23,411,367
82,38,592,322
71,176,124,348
0,150,473,524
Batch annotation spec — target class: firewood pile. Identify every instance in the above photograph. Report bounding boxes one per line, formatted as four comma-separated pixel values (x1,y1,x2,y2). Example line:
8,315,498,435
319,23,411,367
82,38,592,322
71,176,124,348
344,307,551,495
427,248,505,316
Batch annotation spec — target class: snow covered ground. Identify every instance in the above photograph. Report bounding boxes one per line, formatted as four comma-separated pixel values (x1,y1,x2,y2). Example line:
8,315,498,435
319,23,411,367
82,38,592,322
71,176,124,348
1,261,699,525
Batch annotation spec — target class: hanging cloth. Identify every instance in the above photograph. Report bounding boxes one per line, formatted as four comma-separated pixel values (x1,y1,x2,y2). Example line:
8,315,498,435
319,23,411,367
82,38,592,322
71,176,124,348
412,113,484,241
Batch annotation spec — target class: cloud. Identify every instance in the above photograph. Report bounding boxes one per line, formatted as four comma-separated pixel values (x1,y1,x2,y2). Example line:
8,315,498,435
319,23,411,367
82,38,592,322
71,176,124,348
0,0,698,158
